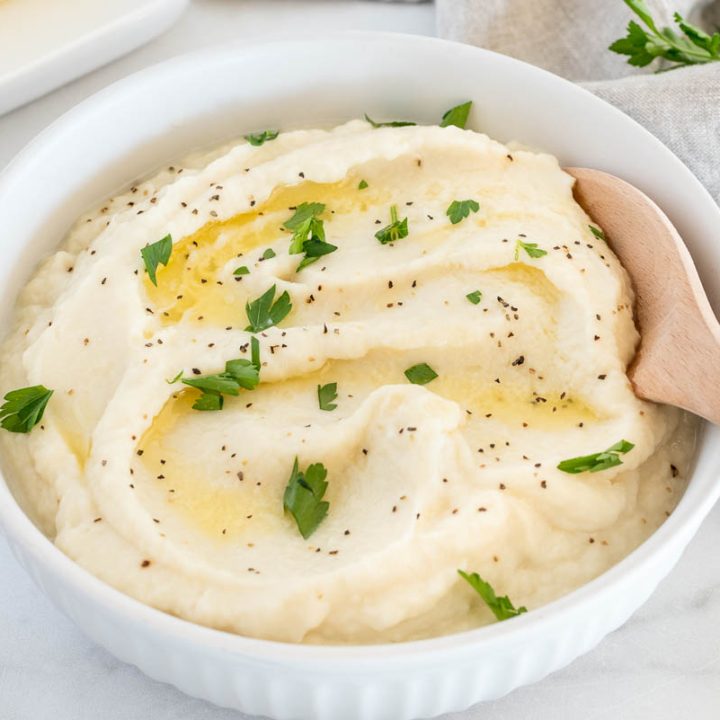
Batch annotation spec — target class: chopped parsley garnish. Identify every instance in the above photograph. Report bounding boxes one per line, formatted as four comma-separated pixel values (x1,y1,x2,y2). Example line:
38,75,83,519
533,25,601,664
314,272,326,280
458,570,528,621
260,248,276,260
251,335,260,371
557,439,635,474
245,285,292,333
182,357,259,411
285,202,325,251
466,290,483,305
0,385,53,433
283,202,337,270
404,363,438,385
317,382,338,411
244,129,279,146
375,205,409,245
358,179,368,190
166,370,183,384
514,239,548,261
141,234,172,286
440,101,473,129
446,199,480,224
297,237,338,271
364,113,416,128
283,457,329,539
234,266,249,276
192,393,223,411
589,224,606,240
364,101,473,132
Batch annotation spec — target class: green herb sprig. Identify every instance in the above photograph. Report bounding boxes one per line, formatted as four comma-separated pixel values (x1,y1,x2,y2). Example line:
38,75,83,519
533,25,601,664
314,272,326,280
514,239,547,261
446,199,480,225
141,234,172,286
245,129,279,146
364,101,473,130
588,225,606,241
610,0,720,71
283,203,337,270
375,205,409,245
404,363,438,385
245,285,292,333
283,457,329,538
557,439,635,474
440,101,473,129
458,570,527,621
317,382,338,411
182,358,260,411
364,114,416,128
0,385,53,433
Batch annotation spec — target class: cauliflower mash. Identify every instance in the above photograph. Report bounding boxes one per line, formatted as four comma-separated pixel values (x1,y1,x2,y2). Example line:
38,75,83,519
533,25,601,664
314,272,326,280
0,116,696,643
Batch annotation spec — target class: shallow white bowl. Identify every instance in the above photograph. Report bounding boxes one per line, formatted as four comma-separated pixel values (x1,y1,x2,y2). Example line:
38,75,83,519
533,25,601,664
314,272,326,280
0,33,719,720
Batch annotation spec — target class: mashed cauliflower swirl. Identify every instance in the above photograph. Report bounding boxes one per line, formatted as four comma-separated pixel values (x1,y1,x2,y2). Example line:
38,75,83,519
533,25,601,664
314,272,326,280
0,121,695,643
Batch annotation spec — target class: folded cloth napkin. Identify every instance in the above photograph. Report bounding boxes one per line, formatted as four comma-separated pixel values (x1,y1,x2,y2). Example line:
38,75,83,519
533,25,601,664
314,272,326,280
436,0,720,203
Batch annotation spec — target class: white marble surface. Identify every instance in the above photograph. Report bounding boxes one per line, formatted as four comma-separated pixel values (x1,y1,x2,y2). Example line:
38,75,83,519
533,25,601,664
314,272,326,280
1,1,719,719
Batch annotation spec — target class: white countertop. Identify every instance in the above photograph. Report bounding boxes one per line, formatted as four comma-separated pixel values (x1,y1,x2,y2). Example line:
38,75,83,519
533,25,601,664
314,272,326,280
1,2,719,719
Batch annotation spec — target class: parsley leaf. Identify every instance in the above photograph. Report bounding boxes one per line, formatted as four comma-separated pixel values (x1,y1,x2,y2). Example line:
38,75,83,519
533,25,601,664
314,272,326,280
466,290,483,305
318,382,338,411
557,439,635,474
404,363,438,385
588,224,606,241
446,199,480,224
283,457,329,538
440,101,473,129
244,129,279,146
141,234,172,286
514,239,547,261
296,237,337,271
0,385,53,433
260,248,276,260
285,203,325,245
251,335,260,372
358,179,368,190
364,113,416,128
166,370,183,384
183,374,241,396
609,0,720,71
364,102,473,132
192,392,223,411
182,357,260,411
458,570,528,621
283,203,336,269
225,359,262,389
245,285,292,333
375,205,409,245
234,266,250,276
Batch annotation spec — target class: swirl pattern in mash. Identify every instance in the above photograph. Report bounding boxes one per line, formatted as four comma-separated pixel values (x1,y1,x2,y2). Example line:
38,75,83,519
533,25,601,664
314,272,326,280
0,121,695,643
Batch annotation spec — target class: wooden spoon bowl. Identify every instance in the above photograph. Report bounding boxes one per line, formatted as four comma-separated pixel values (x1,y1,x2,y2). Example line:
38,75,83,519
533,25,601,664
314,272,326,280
566,167,720,425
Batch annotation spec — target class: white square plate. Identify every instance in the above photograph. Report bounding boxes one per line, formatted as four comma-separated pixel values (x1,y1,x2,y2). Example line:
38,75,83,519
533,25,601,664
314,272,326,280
0,0,188,116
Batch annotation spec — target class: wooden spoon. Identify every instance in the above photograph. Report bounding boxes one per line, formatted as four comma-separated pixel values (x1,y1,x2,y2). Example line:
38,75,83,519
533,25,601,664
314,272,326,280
566,167,720,425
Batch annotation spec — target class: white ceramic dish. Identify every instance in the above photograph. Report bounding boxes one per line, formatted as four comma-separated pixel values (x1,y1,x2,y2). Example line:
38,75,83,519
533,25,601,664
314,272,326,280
0,0,188,116
0,33,718,720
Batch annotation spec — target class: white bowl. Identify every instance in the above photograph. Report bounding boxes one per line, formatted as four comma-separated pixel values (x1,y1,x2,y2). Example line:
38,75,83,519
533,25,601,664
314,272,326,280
0,33,719,720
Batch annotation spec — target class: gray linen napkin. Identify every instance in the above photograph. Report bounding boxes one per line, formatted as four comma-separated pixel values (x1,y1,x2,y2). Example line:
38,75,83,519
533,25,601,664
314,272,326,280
436,0,720,203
